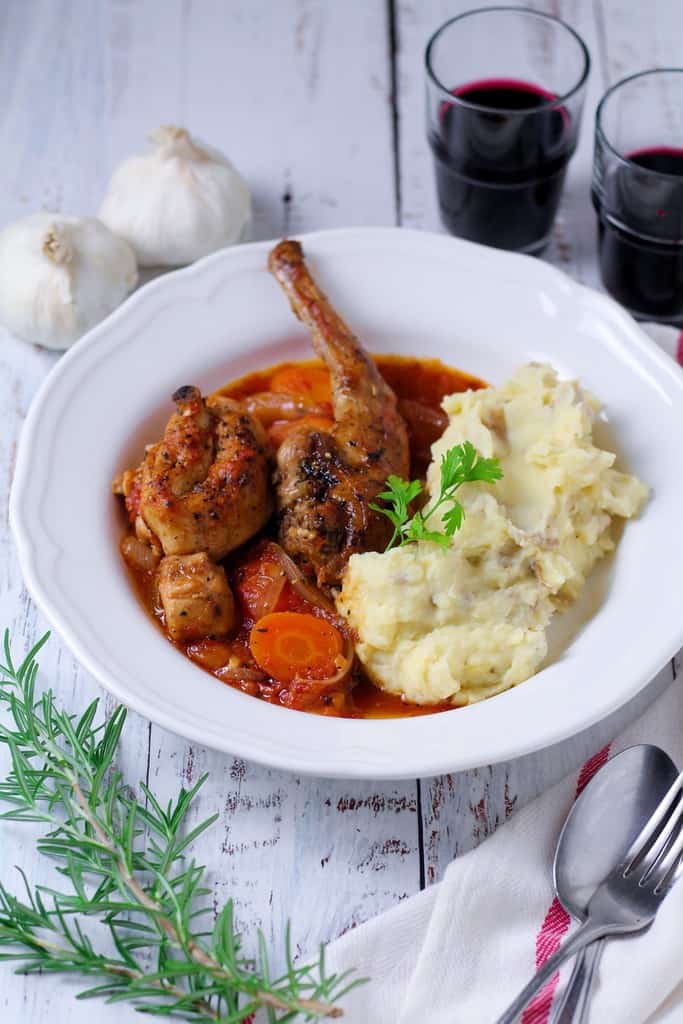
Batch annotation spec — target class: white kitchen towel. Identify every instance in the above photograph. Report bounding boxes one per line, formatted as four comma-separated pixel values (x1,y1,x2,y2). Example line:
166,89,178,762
325,679,683,1024
323,322,683,1024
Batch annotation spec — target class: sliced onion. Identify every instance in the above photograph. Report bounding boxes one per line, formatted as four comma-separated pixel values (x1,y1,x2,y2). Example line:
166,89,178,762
216,664,267,684
243,391,329,426
398,398,448,433
276,638,355,714
187,640,234,671
241,542,356,699
268,543,337,613
120,534,160,572
232,541,352,693
295,636,355,689
281,668,351,714
216,663,266,698
251,567,287,619
397,398,448,462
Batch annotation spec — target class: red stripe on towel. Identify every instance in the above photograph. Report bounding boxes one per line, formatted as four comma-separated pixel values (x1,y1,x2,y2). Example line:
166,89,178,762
576,745,610,797
521,898,571,1024
521,744,611,1024
677,332,683,367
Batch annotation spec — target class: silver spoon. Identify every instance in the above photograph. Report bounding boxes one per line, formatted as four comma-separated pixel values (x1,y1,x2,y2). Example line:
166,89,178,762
551,744,677,1024
498,744,679,1024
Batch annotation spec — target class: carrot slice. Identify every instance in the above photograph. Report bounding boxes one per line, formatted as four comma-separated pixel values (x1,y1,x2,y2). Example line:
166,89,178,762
270,365,332,405
268,414,334,448
249,611,343,683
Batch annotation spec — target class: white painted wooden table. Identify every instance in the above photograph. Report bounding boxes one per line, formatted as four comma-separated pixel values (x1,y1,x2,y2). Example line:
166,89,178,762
1,2,681,1020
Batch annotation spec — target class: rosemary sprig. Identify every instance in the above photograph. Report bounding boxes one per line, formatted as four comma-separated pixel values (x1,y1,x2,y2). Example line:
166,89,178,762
0,630,359,1021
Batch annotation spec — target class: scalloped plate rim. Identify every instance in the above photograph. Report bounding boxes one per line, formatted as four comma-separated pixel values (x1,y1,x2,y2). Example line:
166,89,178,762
10,226,683,779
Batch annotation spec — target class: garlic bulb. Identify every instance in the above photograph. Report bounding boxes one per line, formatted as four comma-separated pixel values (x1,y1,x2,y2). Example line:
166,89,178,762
0,213,138,350
99,126,252,267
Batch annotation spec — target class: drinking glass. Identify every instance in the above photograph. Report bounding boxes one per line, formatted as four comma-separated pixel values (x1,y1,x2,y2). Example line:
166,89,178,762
592,69,683,323
425,7,590,254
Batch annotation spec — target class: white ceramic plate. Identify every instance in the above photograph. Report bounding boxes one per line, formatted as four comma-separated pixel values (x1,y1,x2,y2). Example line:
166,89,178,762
10,228,683,779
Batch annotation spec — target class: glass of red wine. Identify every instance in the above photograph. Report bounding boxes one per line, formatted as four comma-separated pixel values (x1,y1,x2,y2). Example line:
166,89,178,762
593,69,683,324
425,7,590,254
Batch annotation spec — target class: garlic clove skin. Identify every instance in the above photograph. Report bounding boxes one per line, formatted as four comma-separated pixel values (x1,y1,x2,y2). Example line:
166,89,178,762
99,125,252,267
0,213,138,350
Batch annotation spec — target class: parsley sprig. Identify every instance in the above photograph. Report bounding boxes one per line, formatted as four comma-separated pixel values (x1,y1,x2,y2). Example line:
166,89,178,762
370,441,503,551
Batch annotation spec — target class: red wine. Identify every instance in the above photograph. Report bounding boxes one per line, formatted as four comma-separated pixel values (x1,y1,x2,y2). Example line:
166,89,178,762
428,78,575,253
593,147,683,322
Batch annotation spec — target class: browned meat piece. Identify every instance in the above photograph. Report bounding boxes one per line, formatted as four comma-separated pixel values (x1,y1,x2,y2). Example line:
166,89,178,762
268,240,410,591
117,386,272,560
158,553,235,642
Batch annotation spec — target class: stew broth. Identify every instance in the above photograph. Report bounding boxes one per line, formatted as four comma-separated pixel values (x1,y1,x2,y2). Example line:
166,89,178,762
124,355,485,718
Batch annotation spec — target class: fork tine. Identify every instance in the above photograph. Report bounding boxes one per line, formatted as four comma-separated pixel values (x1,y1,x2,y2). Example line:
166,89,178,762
623,769,683,873
647,814,683,894
671,858,683,888
637,795,683,880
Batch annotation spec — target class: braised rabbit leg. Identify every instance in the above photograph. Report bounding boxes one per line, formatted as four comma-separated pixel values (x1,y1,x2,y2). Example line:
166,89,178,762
268,240,409,590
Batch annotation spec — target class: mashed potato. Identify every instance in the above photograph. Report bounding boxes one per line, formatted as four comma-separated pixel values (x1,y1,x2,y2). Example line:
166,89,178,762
337,364,648,706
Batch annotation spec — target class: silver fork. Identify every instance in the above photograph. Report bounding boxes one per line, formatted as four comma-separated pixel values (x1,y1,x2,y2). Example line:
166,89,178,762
497,768,683,1024
550,941,603,1024
552,780,683,1024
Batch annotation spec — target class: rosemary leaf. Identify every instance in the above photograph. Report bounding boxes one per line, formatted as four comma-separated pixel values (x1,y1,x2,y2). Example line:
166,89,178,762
0,629,359,1020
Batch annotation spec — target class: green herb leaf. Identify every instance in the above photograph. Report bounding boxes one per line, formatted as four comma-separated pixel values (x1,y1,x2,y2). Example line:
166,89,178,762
370,474,423,549
401,512,448,548
439,440,502,490
441,501,465,536
370,476,422,522
0,629,361,1021
371,441,502,551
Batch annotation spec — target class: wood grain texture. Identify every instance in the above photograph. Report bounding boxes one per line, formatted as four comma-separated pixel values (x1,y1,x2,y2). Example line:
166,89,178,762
0,3,419,1020
395,0,606,280
139,0,423,970
0,1,680,1021
395,0,680,882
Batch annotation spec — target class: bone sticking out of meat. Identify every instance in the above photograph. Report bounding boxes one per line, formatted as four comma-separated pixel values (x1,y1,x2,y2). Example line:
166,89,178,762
268,239,410,590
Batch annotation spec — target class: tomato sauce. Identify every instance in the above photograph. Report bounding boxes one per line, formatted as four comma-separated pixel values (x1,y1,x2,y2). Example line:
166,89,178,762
123,355,485,719
221,355,483,476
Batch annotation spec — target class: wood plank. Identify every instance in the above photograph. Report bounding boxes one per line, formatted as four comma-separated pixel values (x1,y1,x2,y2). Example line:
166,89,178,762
0,4,418,1020
596,0,683,83
145,0,421,968
419,664,676,882
394,0,679,884
395,0,607,286
147,747,420,961
1,2,678,1021
176,0,397,238
0,3,178,1019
